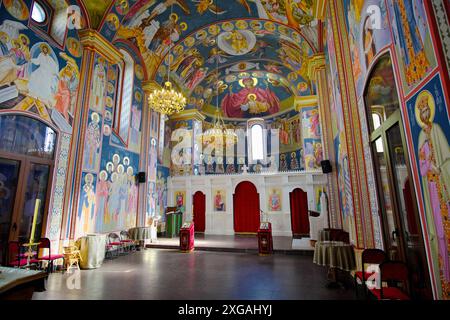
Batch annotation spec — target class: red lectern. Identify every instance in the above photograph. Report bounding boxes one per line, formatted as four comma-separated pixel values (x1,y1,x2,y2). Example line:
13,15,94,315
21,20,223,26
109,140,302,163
180,222,194,252
257,222,273,255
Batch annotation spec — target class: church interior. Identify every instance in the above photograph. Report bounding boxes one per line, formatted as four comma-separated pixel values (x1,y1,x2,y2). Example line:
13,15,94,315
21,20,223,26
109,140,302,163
0,0,449,301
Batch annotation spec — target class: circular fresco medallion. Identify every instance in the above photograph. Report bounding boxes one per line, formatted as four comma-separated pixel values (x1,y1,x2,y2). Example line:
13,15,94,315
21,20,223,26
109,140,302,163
298,82,308,93
173,44,184,56
103,124,111,136
106,162,114,173
107,82,115,94
217,30,256,56
288,72,298,81
278,25,289,36
106,96,113,108
208,25,220,36
115,0,129,15
135,64,144,80
238,72,250,79
264,21,275,32
135,91,142,102
235,20,248,30
107,68,117,81
67,37,82,58
104,110,112,122
105,13,120,31
123,157,130,166
4,0,29,21
195,29,207,40
184,36,195,47
221,21,234,32
250,20,263,30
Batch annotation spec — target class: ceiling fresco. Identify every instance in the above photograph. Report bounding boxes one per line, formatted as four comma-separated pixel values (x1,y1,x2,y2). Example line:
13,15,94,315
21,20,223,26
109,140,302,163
94,0,323,119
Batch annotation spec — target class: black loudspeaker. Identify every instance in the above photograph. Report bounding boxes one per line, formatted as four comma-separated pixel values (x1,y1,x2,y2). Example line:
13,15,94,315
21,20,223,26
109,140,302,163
137,172,146,183
321,160,332,173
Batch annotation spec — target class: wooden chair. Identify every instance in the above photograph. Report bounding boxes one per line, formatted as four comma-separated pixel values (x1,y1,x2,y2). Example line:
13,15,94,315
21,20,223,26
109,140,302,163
368,261,410,300
354,248,387,298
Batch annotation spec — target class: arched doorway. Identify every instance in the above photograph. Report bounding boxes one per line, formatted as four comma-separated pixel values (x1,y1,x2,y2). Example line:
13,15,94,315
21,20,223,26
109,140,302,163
233,181,260,233
290,188,309,237
193,191,205,232
364,53,431,299
0,114,57,264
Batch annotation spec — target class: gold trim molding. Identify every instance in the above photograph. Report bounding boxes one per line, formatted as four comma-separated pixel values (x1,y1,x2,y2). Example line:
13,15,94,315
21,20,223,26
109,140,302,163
295,95,318,110
169,109,206,122
307,53,326,80
79,29,123,64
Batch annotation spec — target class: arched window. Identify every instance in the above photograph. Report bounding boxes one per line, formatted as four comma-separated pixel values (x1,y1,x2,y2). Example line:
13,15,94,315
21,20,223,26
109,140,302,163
247,119,266,163
114,49,135,143
251,124,264,161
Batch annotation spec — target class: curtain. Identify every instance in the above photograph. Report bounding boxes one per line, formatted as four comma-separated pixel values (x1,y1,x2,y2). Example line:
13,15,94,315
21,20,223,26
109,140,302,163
193,191,205,232
233,182,260,233
290,188,309,236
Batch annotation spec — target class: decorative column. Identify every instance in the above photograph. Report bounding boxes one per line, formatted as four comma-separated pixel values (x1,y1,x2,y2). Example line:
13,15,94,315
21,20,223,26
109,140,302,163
328,2,374,248
61,30,123,240
306,53,341,229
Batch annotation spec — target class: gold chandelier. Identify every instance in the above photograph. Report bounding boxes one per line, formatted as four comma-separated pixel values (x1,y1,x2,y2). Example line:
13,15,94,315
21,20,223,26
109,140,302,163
202,108,237,144
148,3,186,116
148,81,186,115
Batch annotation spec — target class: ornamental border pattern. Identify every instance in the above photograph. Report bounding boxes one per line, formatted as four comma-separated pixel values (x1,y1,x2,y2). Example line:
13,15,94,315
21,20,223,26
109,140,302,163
432,0,450,74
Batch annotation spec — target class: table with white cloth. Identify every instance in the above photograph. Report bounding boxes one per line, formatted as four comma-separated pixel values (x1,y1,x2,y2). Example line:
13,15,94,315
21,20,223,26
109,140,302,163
75,234,107,269
128,227,152,249
313,240,356,288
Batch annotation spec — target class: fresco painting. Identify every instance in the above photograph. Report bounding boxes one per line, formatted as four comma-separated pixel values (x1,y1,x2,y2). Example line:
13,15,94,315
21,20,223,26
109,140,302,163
387,0,437,94
407,74,450,299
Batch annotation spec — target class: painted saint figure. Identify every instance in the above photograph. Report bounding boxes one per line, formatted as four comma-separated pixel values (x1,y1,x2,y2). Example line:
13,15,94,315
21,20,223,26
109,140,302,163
91,58,107,111
221,78,280,118
416,92,450,297
83,113,101,171
95,171,109,233
28,43,59,106
269,189,281,211
214,191,224,211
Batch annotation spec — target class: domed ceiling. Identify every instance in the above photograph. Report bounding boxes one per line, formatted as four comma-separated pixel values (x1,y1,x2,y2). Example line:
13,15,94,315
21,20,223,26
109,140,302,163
91,0,325,120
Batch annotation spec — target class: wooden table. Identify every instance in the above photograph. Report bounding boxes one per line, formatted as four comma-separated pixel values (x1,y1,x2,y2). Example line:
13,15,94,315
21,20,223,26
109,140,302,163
0,267,46,300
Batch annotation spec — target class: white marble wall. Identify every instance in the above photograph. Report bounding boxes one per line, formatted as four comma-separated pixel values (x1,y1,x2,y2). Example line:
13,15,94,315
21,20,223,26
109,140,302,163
168,171,327,236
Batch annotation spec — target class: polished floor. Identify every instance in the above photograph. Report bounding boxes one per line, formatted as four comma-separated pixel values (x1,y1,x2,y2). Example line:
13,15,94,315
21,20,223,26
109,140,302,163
147,234,314,253
33,249,355,300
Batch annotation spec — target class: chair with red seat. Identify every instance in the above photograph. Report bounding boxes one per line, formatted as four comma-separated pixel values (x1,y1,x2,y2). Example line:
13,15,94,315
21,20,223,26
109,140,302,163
107,232,123,257
7,241,39,268
37,238,65,273
354,248,386,298
368,261,410,300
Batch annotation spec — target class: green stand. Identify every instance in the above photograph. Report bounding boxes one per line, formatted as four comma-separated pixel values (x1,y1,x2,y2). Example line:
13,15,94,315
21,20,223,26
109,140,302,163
166,213,183,238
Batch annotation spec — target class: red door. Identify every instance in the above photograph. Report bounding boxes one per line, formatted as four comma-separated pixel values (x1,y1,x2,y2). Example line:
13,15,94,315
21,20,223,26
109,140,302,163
290,188,309,236
193,191,205,232
233,181,260,233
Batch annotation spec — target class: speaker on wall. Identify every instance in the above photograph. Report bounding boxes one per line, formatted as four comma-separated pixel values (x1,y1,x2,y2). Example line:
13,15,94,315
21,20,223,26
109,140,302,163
137,172,146,183
321,160,332,173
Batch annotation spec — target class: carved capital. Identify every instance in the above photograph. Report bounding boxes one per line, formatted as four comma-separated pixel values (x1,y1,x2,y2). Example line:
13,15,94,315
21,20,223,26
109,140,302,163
79,29,123,64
